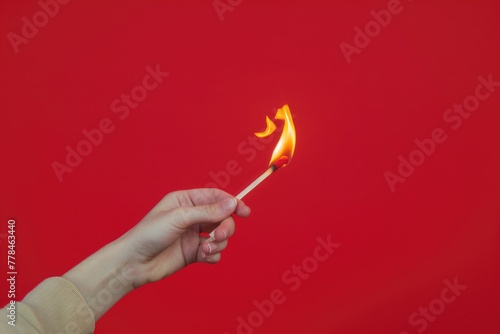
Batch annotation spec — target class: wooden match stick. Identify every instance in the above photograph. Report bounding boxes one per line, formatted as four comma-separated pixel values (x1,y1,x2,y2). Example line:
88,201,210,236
204,156,289,243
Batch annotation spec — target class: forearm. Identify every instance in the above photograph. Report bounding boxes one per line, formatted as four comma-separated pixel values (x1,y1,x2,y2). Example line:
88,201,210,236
63,236,135,321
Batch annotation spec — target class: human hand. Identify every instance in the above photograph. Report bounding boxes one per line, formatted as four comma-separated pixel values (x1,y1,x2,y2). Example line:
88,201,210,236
119,188,251,288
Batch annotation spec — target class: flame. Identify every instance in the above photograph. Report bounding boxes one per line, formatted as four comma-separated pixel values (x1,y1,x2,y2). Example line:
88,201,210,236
270,104,296,166
255,104,296,167
254,116,277,138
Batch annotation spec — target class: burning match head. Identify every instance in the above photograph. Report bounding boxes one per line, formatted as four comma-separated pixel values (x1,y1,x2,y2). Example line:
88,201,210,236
273,156,289,169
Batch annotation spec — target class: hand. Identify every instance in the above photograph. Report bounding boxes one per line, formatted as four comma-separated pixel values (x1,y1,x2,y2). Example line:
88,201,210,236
120,188,251,288
64,188,250,321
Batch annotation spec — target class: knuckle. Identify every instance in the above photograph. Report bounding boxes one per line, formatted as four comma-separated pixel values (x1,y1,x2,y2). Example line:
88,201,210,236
174,207,191,224
162,191,177,202
208,187,219,197
204,204,219,218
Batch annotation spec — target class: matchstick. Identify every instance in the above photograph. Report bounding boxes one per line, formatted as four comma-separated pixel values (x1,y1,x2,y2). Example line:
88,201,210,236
235,166,275,200
204,156,289,243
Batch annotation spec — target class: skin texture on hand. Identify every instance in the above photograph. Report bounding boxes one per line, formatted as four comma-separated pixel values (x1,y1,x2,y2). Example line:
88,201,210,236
121,188,251,286
63,188,251,321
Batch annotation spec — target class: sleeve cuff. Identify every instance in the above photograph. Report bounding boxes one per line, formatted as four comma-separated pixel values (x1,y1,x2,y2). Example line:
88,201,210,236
22,276,95,333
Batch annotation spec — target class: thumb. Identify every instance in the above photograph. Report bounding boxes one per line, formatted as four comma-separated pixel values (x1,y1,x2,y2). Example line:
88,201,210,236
171,197,237,229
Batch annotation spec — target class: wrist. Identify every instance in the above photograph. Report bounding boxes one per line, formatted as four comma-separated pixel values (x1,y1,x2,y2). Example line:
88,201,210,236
63,236,136,321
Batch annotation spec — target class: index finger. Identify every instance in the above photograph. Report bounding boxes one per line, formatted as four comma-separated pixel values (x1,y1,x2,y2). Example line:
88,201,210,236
152,188,251,217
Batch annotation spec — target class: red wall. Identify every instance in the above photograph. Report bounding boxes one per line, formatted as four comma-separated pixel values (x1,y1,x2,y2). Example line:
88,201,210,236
1,1,499,333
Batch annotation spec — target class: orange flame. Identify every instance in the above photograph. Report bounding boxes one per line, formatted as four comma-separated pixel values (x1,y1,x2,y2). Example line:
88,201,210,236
254,116,277,138
255,104,296,167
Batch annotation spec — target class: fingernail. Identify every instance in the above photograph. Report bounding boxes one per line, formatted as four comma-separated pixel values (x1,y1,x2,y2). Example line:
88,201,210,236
222,229,227,239
201,252,206,259
223,198,237,212
207,243,212,254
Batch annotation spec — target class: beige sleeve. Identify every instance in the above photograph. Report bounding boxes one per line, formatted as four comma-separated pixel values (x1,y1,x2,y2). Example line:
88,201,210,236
1,277,95,334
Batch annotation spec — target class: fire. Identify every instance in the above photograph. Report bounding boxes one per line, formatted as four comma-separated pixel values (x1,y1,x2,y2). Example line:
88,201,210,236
255,104,296,167
254,116,277,138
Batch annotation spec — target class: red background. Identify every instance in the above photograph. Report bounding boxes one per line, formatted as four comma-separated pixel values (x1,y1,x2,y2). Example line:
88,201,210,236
1,0,500,333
